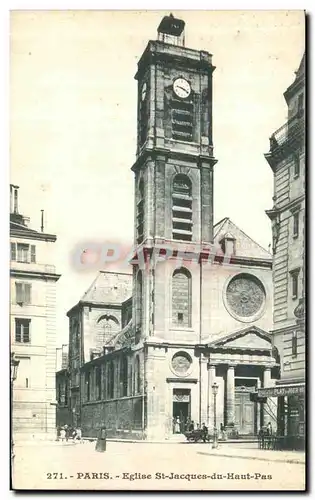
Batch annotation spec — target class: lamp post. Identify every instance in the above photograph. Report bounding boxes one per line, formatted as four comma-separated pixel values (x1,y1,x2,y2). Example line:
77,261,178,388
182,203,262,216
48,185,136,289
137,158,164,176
11,353,20,464
212,381,219,449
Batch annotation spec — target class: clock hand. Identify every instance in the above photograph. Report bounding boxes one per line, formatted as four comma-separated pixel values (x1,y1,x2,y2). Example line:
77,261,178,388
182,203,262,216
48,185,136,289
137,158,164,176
177,85,188,93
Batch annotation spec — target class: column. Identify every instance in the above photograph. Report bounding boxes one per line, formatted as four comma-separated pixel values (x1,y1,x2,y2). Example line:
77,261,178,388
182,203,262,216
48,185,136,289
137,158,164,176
263,367,272,426
207,364,216,428
200,358,208,425
226,365,235,427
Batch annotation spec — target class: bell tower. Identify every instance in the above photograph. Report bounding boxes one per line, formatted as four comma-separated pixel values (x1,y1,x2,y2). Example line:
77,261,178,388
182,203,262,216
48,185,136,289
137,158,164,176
131,13,217,343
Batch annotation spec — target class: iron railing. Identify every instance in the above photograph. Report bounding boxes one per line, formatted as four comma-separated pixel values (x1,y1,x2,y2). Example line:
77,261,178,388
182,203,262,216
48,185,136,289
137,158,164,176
269,112,304,151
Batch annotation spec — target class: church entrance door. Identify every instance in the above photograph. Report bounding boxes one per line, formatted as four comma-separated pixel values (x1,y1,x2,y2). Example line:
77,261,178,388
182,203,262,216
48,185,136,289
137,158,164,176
172,389,191,433
235,390,256,435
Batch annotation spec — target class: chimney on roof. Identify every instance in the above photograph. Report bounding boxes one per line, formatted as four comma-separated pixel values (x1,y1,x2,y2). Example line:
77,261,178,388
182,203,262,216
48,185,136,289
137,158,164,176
41,210,44,232
10,184,19,214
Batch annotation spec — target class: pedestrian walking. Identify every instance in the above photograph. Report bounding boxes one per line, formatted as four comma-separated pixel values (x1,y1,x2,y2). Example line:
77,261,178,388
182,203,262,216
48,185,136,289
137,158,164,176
201,422,208,442
174,416,181,434
266,422,273,449
64,424,69,442
60,427,66,442
95,426,107,452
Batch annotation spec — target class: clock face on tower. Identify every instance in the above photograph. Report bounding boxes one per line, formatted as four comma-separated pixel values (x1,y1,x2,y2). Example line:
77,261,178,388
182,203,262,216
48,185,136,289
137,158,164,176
173,77,191,99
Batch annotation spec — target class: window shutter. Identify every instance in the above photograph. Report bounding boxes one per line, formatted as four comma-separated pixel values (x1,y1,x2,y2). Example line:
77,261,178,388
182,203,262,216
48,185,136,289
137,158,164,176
24,284,31,305
15,282,23,303
11,243,16,261
31,245,36,263
15,320,22,342
23,320,30,343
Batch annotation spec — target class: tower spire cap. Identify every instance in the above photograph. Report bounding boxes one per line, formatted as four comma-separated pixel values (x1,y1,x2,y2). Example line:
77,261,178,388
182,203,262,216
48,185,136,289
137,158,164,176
157,14,185,37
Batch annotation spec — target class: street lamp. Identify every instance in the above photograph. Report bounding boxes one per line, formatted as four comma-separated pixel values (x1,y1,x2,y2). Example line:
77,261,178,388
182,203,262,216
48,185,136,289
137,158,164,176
11,353,20,464
212,381,219,449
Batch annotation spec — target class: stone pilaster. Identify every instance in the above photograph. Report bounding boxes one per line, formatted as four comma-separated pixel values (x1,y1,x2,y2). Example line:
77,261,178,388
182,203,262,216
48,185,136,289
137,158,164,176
226,365,235,427
207,364,216,429
263,367,272,426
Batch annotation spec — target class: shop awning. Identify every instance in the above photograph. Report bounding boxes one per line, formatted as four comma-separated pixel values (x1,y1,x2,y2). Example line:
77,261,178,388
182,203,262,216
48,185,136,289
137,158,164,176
257,382,305,398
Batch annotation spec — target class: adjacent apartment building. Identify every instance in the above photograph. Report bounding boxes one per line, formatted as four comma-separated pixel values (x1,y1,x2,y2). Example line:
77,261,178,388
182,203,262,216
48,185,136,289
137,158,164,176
262,53,305,449
10,184,61,440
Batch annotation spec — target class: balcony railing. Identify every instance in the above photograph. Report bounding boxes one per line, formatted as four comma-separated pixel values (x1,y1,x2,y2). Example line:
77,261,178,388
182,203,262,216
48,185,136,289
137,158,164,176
269,111,304,151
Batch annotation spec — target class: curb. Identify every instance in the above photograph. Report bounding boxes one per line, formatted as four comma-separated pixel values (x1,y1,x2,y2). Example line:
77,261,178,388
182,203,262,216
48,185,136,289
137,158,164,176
83,438,259,445
198,451,305,465
15,441,76,447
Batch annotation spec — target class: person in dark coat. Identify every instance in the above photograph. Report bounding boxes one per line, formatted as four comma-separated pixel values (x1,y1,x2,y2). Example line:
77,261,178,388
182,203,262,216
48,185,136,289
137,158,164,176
201,423,208,442
188,420,195,432
95,426,107,452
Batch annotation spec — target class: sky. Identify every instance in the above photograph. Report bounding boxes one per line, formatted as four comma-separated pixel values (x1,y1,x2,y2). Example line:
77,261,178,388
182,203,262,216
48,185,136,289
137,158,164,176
10,10,305,345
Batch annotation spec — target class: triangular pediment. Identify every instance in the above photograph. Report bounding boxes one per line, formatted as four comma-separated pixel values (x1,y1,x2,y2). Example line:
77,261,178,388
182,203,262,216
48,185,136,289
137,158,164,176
213,218,271,260
208,326,271,351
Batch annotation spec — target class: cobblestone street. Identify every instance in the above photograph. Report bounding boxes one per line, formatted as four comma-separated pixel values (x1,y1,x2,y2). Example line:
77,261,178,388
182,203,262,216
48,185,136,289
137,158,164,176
12,441,305,491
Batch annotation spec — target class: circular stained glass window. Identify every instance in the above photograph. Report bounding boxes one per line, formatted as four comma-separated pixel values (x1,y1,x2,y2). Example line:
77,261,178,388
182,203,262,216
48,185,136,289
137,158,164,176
226,274,266,319
171,352,192,376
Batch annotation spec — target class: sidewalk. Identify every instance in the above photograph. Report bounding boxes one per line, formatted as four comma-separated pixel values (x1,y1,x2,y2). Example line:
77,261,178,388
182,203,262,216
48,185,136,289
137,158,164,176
198,446,305,464
15,440,76,447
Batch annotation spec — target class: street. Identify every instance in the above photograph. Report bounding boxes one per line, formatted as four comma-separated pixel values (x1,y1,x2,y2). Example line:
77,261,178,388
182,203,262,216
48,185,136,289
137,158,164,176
12,441,305,491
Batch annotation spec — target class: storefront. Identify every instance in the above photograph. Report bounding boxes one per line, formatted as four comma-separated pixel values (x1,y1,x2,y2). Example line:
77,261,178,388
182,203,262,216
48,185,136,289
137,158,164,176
257,382,305,450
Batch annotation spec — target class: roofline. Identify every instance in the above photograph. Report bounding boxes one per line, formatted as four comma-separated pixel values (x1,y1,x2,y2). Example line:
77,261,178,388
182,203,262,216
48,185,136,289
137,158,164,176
66,300,125,316
10,227,57,242
98,270,132,276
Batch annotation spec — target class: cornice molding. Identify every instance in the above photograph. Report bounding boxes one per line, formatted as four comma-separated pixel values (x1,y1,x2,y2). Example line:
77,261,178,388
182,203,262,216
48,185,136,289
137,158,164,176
10,269,61,281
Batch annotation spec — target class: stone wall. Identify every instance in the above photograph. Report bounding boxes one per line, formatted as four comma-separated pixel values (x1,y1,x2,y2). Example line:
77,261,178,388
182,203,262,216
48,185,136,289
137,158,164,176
81,396,144,439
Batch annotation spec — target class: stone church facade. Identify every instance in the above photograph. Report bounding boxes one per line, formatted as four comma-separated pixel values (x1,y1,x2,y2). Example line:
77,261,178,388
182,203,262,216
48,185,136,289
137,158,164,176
60,14,279,440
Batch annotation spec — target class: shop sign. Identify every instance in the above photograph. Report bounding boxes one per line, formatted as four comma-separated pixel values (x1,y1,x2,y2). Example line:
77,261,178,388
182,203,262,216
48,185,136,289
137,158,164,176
257,385,304,398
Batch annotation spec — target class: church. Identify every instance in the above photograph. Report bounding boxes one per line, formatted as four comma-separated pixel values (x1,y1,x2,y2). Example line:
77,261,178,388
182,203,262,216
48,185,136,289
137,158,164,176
58,14,280,440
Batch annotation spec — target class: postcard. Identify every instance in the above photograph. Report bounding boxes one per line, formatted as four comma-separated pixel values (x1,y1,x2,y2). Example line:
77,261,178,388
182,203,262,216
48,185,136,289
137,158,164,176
10,10,306,491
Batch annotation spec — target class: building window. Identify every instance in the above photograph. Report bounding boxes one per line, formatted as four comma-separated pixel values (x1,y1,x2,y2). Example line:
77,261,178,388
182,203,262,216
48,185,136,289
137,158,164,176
135,356,141,394
137,179,144,244
293,153,300,178
107,361,114,399
15,356,30,388
96,366,102,401
171,98,194,142
297,93,304,117
15,318,31,343
292,331,298,358
96,315,120,351
290,270,299,300
64,380,68,406
85,372,91,401
15,282,32,305
136,271,143,329
172,174,193,241
13,243,36,263
293,211,299,238
172,267,192,327
11,242,16,261
120,357,128,397
139,84,149,145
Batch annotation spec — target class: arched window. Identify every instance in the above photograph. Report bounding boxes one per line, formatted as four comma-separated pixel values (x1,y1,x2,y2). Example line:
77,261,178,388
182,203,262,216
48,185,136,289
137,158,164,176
107,360,114,399
134,356,141,394
137,179,145,244
120,356,128,397
96,315,119,351
172,175,193,241
172,267,192,327
136,271,143,329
